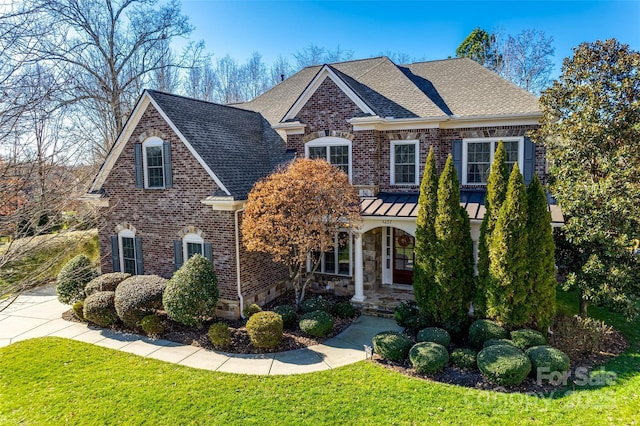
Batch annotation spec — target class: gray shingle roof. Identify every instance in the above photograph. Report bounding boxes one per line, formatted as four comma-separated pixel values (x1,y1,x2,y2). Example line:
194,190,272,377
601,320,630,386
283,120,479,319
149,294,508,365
147,90,293,199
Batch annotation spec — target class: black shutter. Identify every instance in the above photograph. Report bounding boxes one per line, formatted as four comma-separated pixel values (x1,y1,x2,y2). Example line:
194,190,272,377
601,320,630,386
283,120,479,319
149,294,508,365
134,237,144,275
134,143,143,188
523,137,535,185
451,140,462,181
204,242,213,263
174,240,183,271
163,141,172,188
111,236,121,272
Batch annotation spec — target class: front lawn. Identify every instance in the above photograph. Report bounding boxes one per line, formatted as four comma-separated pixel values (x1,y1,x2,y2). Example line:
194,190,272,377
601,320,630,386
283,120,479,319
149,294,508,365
1,291,638,425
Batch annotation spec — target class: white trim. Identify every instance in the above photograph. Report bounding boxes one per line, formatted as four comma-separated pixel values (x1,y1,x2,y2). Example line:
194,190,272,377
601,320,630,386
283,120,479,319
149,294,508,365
304,137,352,183
118,229,136,275
78,193,109,207
390,140,419,186
461,136,524,186
182,233,204,261
142,137,165,189
349,115,443,131
271,121,306,135
441,113,541,129
348,113,540,131
201,197,246,211
282,65,375,122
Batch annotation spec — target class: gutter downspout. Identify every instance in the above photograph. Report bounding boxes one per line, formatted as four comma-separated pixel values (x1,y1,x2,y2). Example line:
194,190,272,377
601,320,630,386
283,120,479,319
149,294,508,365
235,206,245,319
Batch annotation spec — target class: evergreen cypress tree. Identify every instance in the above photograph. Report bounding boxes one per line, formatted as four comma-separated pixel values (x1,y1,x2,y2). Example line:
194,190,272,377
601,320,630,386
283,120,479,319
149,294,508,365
477,141,509,313
487,163,529,327
413,147,439,317
433,155,474,324
526,174,556,330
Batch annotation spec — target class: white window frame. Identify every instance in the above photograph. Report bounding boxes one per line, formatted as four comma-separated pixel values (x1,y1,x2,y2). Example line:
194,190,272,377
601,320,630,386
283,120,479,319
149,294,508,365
118,229,137,275
307,231,353,277
183,233,204,261
142,137,165,189
304,137,352,182
461,137,524,185
390,140,419,185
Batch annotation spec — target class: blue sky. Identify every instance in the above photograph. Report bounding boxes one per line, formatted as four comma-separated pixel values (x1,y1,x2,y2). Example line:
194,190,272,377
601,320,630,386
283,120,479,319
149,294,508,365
180,0,639,78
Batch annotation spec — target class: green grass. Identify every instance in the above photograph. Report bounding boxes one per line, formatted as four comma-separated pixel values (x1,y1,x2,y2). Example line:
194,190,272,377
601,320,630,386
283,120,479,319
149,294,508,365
0,230,98,296
0,290,638,425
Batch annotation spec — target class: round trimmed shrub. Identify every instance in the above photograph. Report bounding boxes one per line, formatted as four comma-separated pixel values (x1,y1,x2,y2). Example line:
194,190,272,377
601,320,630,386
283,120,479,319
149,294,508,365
115,275,167,328
163,254,218,327
301,297,331,314
209,322,232,349
416,327,451,346
72,301,85,320
477,345,532,386
243,304,262,319
372,331,413,361
331,301,356,319
525,346,570,379
85,272,131,296
139,314,164,336
273,305,297,329
483,339,517,349
246,311,283,349
299,310,334,337
83,291,117,327
393,301,419,327
469,319,509,349
409,342,449,374
511,329,547,350
56,254,98,304
450,348,477,370
404,315,430,333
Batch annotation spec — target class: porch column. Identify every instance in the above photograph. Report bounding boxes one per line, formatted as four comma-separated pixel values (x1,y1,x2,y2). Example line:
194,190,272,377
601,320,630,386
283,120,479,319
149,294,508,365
351,231,365,302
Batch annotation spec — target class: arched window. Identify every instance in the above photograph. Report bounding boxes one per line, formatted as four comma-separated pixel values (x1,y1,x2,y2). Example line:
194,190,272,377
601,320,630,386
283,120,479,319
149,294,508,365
133,136,172,189
305,137,352,181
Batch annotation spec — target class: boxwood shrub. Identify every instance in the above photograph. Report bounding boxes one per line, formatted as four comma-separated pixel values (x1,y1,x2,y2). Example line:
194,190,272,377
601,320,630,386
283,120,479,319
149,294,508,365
477,345,532,386
56,254,98,304
393,301,419,327
84,272,131,296
246,311,283,349
163,254,218,327
483,339,517,348
139,314,164,337
301,297,331,314
299,310,334,337
450,348,477,370
525,345,570,379
372,331,413,361
115,275,167,328
273,305,297,329
511,329,547,351
72,301,85,320
331,301,356,319
83,291,117,327
404,315,431,333
469,319,509,349
409,342,449,374
209,322,232,349
243,303,262,319
416,327,451,347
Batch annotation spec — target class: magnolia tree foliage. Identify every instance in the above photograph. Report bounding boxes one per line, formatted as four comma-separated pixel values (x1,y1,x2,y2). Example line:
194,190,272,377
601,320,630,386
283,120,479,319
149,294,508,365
536,39,640,319
242,158,361,309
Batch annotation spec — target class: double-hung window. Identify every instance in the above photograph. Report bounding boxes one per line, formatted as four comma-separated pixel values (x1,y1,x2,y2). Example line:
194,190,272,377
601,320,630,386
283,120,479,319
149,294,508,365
462,137,524,185
311,232,352,276
391,140,419,185
143,138,165,188
112,229,143,275
183,233,204,261
305,137,352,181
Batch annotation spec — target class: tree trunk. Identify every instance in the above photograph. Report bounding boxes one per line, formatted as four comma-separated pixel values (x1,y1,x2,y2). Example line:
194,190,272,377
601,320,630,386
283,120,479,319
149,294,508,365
579,294,589,318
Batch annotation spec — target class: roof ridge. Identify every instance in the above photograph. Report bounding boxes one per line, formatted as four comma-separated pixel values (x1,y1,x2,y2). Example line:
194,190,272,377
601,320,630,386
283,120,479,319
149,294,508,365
146,89,261,115
405,57,471,66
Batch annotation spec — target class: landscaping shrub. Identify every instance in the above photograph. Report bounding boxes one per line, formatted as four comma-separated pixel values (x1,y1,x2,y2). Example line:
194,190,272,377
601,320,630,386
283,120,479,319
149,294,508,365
273,305,297,329
331,301,356,319
243,303,262,319
450,348,477,370
301,297,331,314
416,327,451,347
409,342,449,374
72,301,85,320
525,346,570,379
477,344,532,386
115,275,167,328
469,319,508,349
483,339,516,348
83,291,117,327
438,317,469,341
84,272,131,296
56,254,97,304
163,254,218,327
404,315,430,333
246,311,283,349
510,328,547,350
139,314,164,337
372,331,413,361
550,313,613,359
208,322,232,349
393,301,419,327
299,310,334,337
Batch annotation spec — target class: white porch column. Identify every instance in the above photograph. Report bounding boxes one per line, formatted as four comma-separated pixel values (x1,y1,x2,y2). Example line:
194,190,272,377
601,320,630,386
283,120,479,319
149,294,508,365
351,231,365,302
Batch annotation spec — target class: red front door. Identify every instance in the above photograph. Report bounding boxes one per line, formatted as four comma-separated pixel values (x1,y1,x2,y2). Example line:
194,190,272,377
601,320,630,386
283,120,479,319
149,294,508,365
392,229,415,285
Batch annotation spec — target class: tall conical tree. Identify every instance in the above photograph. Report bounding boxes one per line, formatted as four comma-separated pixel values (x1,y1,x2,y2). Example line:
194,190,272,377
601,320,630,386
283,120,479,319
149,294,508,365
487,163,529,327
432,155,474,324
526,174,556,330
477,141,509,313
413,147,439,317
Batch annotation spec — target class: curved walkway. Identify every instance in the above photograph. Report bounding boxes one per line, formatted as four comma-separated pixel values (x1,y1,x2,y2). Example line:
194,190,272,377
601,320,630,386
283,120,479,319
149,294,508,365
0,286,401,375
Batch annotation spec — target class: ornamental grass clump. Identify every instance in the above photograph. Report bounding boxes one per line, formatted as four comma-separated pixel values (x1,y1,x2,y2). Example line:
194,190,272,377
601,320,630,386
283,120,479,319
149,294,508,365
114,275,167,328
299,310,334,337
84,272,131,296
208,322,232,349
409,342,449,374
83,291,118,327
163,254,218,327
469,319,509,349
477,344,532,386
372,331,413,361
246,311,283,349
510,328,547,351
416,327,451,347
56,254,98,304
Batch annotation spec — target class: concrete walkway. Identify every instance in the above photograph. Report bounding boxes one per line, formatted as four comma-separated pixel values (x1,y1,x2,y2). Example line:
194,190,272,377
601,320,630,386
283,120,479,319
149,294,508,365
0,286,401,375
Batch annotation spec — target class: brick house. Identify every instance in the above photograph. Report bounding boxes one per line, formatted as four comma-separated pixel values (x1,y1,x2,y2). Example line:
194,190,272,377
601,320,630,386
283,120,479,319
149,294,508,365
85,56,562,318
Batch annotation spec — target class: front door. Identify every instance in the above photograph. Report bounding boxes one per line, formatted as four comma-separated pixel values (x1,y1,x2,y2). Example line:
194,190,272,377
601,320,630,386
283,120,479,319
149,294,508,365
392,228,415,285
